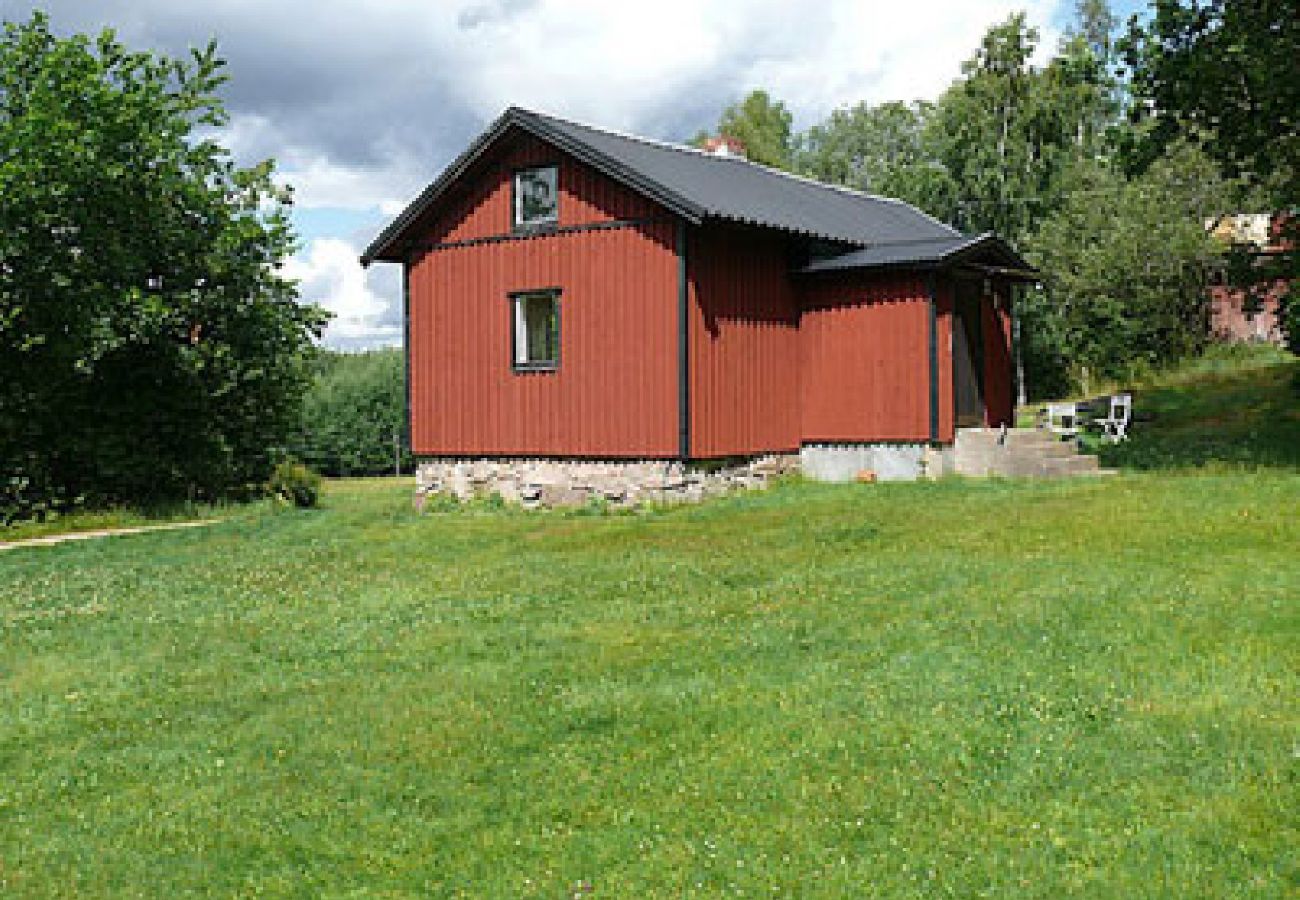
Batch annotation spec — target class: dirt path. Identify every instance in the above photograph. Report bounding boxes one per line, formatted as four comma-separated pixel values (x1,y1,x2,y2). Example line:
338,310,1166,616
0,520,221,552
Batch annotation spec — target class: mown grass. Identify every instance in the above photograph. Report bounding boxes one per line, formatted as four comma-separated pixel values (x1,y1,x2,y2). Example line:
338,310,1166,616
1019,344,1299,472
1098,344,1299,471
2,470,1296,897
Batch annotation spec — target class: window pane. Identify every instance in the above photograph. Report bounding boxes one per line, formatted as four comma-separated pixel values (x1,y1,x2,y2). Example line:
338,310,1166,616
514,297,529,365
514,293,558,367
515,166,557,226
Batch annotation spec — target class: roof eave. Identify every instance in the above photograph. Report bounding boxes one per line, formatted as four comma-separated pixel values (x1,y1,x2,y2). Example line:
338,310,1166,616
943,232,1037,273
796,232,1037,277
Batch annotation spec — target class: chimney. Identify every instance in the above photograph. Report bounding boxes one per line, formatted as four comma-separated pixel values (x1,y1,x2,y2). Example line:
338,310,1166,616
702,135,747,159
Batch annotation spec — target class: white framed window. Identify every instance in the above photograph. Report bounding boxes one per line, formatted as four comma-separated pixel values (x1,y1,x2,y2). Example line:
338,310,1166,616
513,165,558,229
511,289,560,370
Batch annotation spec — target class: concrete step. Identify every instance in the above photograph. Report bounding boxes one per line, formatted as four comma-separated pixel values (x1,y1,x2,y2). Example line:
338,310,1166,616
955,428,1071,451
952,427,1106,480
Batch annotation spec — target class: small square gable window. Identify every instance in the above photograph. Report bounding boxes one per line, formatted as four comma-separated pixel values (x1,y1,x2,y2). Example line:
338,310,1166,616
513,165,558,229
512,290,560,370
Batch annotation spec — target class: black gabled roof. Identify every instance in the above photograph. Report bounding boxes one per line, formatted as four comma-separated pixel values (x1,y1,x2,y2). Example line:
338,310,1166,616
798,232,1036,275
361,106,960,265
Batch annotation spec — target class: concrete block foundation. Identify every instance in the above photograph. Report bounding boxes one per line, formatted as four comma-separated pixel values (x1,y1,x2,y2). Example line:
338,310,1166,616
799,443,952,482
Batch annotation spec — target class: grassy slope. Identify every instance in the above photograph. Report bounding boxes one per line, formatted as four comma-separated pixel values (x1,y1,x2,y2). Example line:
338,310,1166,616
2,472,1296,897
1098,345,1299,471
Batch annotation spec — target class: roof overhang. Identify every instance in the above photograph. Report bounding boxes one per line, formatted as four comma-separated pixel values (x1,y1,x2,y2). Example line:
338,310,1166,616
797,232,1037,279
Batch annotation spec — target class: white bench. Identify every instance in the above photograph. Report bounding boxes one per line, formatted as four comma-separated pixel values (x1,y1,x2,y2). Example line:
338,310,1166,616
1096,392,1132,442
1045,402,1080,438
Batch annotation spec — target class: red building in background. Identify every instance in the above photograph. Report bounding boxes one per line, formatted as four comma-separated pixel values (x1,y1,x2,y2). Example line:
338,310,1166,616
363,108,1033,498
1208,213,1289,345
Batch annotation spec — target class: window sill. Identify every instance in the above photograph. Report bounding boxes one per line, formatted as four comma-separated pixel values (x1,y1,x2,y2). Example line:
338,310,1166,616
512,221,560,236
512,363,559,374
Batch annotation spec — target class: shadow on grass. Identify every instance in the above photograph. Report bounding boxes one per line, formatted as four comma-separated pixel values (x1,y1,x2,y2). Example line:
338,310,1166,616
1097,347,1299,471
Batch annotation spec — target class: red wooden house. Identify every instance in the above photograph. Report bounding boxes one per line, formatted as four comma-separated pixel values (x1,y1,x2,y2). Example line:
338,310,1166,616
362,108,1033,501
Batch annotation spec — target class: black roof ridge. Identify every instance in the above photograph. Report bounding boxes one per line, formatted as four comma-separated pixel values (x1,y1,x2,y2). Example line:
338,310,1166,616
859,233,979,248
519,107,959,237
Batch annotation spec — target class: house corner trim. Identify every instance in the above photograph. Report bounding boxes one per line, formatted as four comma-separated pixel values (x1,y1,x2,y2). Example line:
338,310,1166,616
677,219,691,460
402,256,412,453
927,273,939,444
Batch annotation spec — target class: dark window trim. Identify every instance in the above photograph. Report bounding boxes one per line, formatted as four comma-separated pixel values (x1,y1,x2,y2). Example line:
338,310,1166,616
509,287,562,373
511,163,560,234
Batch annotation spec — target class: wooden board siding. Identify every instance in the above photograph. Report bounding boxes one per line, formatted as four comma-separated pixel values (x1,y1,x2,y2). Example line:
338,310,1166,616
405,131,680,457
420,132,664,249
981,284,1015,428
934,277,955,443
799,273,936,444
409,223,678,456
687,225,801,457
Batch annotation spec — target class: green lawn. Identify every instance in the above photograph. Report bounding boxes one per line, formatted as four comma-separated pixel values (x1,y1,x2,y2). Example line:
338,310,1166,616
2,470,1296,897
1019,343,1300,472
1099,345,1299,471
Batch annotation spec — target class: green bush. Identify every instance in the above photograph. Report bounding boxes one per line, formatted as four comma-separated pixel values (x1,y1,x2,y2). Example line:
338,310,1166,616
292,349,412,477
268,461,321,509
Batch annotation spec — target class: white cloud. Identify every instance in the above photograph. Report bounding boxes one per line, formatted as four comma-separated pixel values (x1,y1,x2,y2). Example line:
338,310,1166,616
427,0,1063,128
284,238,401,349
23,0,1072,348
282,154,419,213
189,0,1065,216
219,113,428,212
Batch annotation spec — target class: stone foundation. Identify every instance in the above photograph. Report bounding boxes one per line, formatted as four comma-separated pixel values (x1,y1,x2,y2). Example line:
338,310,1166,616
415,454,800,509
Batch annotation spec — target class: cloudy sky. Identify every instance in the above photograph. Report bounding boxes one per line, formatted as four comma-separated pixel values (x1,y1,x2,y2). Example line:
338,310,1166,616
14,0,1146,349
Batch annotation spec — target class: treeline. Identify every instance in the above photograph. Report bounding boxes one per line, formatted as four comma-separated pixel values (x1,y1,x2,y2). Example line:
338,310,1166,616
693,0,1295,397
290,349,413,477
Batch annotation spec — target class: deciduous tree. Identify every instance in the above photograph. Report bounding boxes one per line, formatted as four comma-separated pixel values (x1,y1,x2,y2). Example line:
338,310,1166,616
695,89,795,170
1122,0,1298,348
0,13,326,521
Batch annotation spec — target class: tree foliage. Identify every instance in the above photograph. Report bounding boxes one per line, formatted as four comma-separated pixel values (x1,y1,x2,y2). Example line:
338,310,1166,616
0,13,326,522
699,2,1275,397
694,89,795,170
798,101,955,216
1021,146,1230,394
1122,0,1298,349
291,349,412,478
795,13,1119,246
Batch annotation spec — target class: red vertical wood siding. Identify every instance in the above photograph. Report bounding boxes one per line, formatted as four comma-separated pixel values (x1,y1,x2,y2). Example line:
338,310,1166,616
1210,281,1286,343
410,223,678,456
399,125,1019,457
687,226,801,456
934,278,956,443
981,284,1015,428
799,273,935,443
406,132,679,457
421,133,662,248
